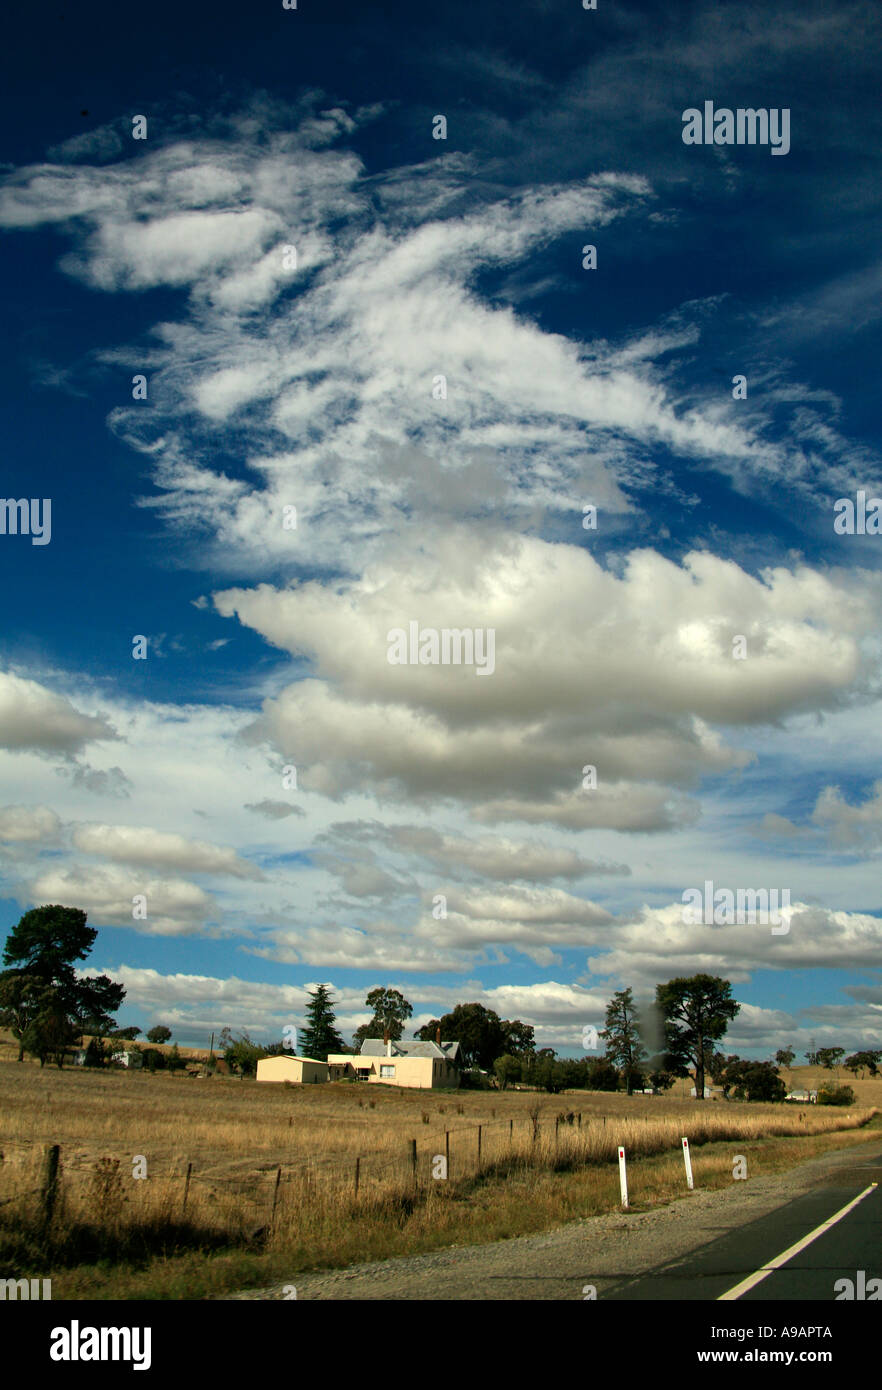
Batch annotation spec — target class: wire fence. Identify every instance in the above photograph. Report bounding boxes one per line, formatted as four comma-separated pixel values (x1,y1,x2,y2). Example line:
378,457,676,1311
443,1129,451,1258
0,1109,611,1220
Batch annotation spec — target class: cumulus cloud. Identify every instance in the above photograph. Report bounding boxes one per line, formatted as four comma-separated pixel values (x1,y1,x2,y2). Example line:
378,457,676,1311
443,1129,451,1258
0,804,61,842
30,864,217,936
811,780,882,852
585,900,882,989
71,823,264,879
247,923,469,974
0,671,117,755
217,540,869,820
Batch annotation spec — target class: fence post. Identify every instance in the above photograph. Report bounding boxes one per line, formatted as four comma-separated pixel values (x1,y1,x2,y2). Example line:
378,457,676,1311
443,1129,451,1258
410,1138,417,1183
271,1166,282,1226
618,1146,629,1210
477,1125,482,1167
681,1137,694,1190
555,1116,560,1146
354,1156,360,1198
445,1130,450,1176
182,1161,192,1214
40,1144,60,1231
578,1112,582,1128
509,1118,513,1146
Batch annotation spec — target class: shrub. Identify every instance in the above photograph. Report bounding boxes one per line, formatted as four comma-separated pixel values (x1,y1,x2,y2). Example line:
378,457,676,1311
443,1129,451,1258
817,1083,855,1107
83,1037,107,1068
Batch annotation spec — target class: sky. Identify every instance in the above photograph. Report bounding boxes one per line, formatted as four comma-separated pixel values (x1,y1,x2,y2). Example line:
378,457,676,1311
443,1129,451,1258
1,0,881,1060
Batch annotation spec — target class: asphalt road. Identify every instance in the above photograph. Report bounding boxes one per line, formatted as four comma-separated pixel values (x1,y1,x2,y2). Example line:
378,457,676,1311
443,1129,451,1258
608,1149,882,1300
224,1137,882,1301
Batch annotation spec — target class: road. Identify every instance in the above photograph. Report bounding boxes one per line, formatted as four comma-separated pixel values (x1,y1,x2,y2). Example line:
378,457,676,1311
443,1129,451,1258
223,1138,882,1301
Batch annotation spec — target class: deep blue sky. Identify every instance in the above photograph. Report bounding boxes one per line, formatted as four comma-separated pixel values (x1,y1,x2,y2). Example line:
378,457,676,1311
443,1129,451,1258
1,0,880,1056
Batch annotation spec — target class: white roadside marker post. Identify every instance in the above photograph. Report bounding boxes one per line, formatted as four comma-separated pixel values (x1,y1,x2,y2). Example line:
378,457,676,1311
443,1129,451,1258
682,1136,694,1190
618,1145,629,1210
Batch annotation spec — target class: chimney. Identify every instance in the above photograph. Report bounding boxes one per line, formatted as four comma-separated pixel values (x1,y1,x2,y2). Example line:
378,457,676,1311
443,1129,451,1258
435,1026,441,1046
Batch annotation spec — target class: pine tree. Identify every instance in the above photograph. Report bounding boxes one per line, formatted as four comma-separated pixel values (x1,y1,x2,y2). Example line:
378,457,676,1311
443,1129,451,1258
300,984,345,1061
600,986,647,1094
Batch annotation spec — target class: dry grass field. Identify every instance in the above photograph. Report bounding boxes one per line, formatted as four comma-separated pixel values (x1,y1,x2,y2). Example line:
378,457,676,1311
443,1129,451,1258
2,1035,879,1300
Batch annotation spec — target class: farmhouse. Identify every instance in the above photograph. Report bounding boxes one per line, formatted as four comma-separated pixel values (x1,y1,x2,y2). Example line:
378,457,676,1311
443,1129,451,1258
256,1055,329,1085
326,1038,461,1089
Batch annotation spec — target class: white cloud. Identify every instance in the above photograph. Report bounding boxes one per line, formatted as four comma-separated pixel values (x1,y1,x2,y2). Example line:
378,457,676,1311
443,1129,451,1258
0,804,61,842
0,671,117,755
71,823,263,879
30,864,217,937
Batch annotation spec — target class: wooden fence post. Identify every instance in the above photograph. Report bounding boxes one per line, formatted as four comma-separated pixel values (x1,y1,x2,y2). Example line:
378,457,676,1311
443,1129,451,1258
271,1166,282,1225
477,1125,482,1166
410,1138,417,1183
354,1156,360,1198
182,1161,192,1213
40,1144,60,1231
509,1118,513,1145
445,1129,450,1176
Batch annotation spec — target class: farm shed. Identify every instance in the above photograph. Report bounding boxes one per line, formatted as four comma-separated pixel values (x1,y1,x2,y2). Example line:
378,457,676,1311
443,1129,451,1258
256,1055,328,1084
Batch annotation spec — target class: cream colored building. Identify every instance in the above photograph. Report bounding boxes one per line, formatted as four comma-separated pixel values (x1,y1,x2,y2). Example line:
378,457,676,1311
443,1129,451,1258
256,1055,329,1084
327,1038,460,1089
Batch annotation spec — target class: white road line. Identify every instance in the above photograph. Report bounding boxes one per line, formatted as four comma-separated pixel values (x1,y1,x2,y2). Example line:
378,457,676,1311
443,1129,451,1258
717,1182,878,1301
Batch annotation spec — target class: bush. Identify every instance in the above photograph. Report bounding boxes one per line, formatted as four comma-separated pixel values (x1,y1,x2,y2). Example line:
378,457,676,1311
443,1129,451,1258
459,1069,493,1090
140,1048,166,1073
817,1083,855,1107
83,1037,107,1068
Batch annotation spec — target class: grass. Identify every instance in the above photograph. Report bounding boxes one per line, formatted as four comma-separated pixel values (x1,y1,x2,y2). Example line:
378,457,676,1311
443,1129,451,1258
1,1044,879,1300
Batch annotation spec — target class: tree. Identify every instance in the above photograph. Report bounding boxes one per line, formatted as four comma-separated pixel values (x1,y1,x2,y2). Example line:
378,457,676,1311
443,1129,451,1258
21,1002,79,1069
414,1003,532,1070
83,1036,107,1067
300,985,345,1062
110,1026,142,1041
415,1004,504,1069
816,1046,845,1073
775,1046,796,1072
721,1058,786,1103
805,1039,819,1065
493,1054,522,1090
0,906,125,1067
141,1047,165,1073
166,1042,187,1073
600,987,647,1094
218,1027,265,1076
0,973,54,1061
586,1057,620,1091
656,975,740,1101
352,988,413,1046
499,1020,536,1057
146,1025,172,1044
844,1049,881,1078
817,1082,855,1106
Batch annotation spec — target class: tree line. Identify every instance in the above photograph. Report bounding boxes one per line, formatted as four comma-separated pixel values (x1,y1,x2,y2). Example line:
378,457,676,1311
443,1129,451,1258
1,908,876,1096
